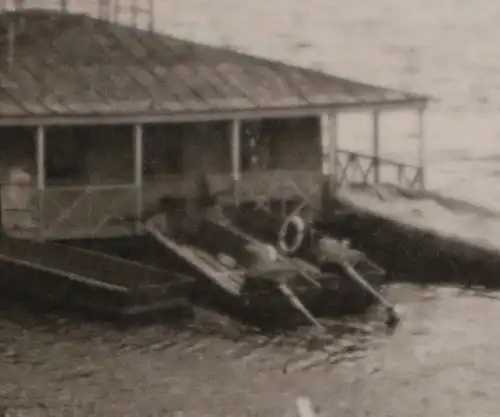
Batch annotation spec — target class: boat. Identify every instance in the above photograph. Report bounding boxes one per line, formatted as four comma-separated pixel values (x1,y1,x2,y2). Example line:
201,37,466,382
0,234,194,317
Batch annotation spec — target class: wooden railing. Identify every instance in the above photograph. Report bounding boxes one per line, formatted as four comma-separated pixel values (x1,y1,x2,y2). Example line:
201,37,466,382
40,184,138,239
335,149,424,190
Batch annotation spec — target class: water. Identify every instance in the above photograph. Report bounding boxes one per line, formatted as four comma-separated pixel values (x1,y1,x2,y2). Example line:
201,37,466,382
0,297,388,416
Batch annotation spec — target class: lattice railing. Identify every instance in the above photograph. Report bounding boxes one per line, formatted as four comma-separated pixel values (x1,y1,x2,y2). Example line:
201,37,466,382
335,149,424,190
40,184,138,239
238,170,323,206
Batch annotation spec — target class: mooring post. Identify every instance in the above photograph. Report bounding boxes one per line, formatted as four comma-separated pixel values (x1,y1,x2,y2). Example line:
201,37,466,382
319,112,332,201
372,110,381,184
416,106,426,189
36,125,45,239
230,119,241,205
134,124,143,229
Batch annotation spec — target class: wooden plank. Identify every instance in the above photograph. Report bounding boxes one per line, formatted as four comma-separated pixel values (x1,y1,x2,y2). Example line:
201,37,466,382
0,252,129,293
144,224,243,295
0,236,176,288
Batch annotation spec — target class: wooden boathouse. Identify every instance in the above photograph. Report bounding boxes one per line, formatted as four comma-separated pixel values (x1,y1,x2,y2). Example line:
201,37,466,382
0,6,431,242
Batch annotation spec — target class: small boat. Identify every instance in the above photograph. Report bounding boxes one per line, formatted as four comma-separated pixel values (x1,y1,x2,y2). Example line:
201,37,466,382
140,174,393,328
0,234,194,317
144,201,388,329
225,203,388,315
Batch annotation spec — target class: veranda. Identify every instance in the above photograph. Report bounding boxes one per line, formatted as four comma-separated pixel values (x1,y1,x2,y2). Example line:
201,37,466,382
0,103,427,241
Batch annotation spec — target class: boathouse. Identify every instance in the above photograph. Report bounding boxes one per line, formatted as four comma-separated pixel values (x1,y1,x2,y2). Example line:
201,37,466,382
0,7,430,241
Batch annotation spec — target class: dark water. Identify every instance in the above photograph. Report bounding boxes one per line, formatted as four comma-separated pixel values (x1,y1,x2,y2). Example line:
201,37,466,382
0,290,387,416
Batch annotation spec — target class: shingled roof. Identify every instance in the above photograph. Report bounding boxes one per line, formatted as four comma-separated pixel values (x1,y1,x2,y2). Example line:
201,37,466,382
0,9,429,123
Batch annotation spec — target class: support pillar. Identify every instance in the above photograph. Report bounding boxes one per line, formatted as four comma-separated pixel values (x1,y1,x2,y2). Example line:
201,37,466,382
329,113,338,192
230,119,241,205
416,106,426,189
36,125,45,239
372,110,381,184
319,113,330,178
134,124,143,227
319,112,338,211
148,0,155,31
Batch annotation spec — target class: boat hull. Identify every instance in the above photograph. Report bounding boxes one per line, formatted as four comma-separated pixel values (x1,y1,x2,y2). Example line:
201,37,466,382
0,236,194,318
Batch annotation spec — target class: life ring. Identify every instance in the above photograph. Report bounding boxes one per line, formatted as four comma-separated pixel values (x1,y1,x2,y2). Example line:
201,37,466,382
278,215,306,255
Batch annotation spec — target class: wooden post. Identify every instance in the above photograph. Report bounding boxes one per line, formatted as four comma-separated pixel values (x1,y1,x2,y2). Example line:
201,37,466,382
131,0,138,27
319,113,330,177
372,110,381,184
319,112,334,209
230,119,241,205
36,125,45,239
416,106,426,189
134,124,143,228
148,0,155,31
329,112,338,192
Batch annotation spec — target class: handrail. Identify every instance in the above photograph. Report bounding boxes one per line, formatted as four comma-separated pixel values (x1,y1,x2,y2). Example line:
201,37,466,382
42,183,134,192
42,184,137,237
335,149,423,190
336,149,421,170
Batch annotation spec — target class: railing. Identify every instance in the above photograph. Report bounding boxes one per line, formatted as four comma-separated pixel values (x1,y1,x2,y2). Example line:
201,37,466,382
238,170,323,204
40,184,138,239
140,171,324,206
141,173,234,207
335,149,424,190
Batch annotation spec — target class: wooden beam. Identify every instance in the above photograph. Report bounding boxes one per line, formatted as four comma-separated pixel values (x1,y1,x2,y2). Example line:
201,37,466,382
417,107,426,189
329,112,338,190
0,100,428,127
319,113,330,176
134,124,143,224
230,119,241,204
372,110,381,184
36,125,45,191
36,125,45,239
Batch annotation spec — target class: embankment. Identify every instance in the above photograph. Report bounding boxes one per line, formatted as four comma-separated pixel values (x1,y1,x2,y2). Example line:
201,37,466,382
319,193,500,288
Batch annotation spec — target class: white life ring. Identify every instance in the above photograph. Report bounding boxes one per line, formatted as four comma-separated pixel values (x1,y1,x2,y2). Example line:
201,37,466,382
278,215,306,255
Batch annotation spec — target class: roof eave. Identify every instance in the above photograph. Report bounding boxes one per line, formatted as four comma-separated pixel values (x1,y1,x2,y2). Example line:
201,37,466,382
0,98,431,127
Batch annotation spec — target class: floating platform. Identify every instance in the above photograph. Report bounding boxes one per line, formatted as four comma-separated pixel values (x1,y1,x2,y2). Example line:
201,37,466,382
0,235,194,316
